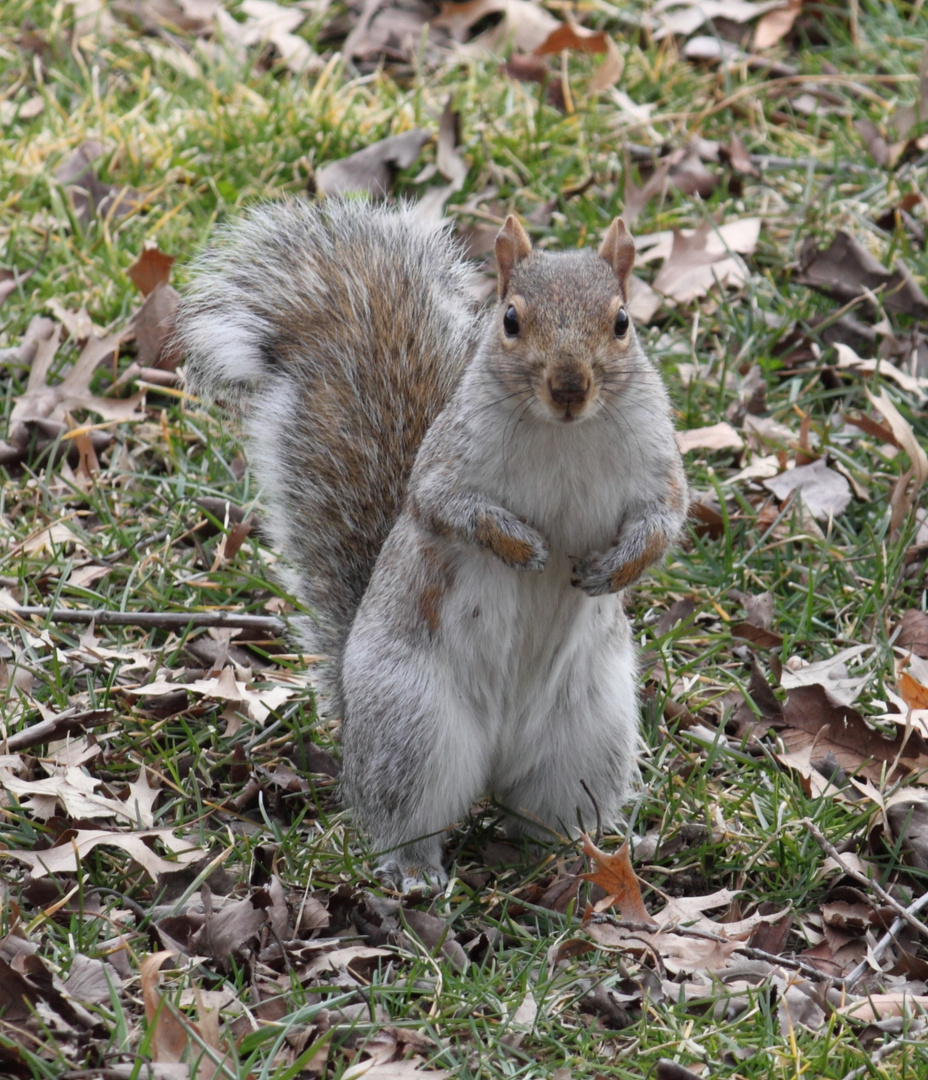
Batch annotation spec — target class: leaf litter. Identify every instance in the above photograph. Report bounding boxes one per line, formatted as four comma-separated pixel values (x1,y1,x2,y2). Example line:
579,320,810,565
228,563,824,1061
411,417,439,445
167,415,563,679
4,0,928,1075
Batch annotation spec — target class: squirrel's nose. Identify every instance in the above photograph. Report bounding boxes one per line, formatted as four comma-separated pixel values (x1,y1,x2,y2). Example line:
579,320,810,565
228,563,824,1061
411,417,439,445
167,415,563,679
548,372,591,406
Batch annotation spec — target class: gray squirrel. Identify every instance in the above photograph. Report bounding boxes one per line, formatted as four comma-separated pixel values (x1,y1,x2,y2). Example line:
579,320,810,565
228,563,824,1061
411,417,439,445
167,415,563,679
177,198,688,892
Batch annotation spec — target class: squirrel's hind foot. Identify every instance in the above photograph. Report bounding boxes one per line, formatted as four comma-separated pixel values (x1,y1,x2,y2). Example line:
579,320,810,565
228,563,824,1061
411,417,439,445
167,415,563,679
374,858,449,896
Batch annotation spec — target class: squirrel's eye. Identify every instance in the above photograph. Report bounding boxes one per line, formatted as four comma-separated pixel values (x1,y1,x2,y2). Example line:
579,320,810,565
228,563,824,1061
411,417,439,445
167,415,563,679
503,305,520,337
614,308,630,338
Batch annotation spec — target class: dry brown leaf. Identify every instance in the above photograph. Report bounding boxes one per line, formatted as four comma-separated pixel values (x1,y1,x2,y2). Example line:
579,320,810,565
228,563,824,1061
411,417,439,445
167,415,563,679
722,134,760,176
198,877,291,962
651,0,786,39
590,36,624,92
128,247,175,297
434,0,559,53
676,421,744,454
838,992,928,1021
834,344,927,400
216,0,322,74
124,666,297,724
754,0,802,49
762,458,853,521
779,645,871,706
5,314,144,465
896,611,928,659
648,219,759,303
0,763,156,825
796,232,928,320
2,827,204,880
141,952,189,1065
778,683,928,787
315,130,432,198
54,140,142,225
535,20,610,56
140,951,235,1078
656,1061,704,1080
899,671,928,711
867,388,928,493
579,834,656,926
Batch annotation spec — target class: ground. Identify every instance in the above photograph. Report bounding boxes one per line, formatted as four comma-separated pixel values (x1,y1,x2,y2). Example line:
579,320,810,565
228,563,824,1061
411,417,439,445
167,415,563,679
1,0,928,1077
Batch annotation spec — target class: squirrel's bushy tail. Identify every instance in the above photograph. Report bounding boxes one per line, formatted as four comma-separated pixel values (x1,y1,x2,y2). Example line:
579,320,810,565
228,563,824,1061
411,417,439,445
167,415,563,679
177,198,480,698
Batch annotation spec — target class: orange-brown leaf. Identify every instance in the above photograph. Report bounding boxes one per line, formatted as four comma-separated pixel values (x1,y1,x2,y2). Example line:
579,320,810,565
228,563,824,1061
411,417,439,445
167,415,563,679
899,670,928,710
535,21,609,56
128,247,175,297
579,834,656,926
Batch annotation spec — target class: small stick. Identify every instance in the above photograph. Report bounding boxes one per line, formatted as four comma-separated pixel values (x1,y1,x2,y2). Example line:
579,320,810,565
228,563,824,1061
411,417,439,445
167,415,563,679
838,1032,925,1080
843,889,928,992
3,707,114,752
5,605,286,636
804,819,928,941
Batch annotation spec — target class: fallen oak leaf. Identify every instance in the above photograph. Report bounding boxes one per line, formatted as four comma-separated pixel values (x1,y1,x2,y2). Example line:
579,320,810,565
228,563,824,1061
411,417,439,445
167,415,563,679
834,343,927,401
1,827,204,880
6,315,144,462
141,951,237,1077
648,219,760,303
896,611,928,660
54,140,142,226
124,666,297,724
140,952,189,1065
579,834,656,926
650,0,787,40
0,763,154,824
838,992,928,1022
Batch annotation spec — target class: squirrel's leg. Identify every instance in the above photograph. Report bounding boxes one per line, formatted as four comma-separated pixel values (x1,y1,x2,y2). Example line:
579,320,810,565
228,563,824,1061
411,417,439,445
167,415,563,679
341,554,492,893
341,676,489,893
494,609,639,839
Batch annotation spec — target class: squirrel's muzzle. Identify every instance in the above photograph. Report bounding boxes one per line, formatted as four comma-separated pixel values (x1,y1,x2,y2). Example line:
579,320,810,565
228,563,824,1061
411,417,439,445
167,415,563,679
547,368,593,418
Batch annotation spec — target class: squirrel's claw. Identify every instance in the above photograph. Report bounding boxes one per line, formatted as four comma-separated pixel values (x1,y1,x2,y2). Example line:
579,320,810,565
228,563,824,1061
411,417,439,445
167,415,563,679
374,859,449,896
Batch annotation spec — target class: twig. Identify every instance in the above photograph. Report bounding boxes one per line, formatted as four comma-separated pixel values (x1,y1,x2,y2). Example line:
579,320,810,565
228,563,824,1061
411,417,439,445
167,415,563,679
5,605,286,636
804,819,928,941
843,889,928,992
100,528,171,564
2,707,114,752
838,1032,925,1080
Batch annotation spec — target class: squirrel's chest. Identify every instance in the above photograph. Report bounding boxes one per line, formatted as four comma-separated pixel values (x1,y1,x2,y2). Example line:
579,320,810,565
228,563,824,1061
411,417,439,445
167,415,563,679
475,422,640,552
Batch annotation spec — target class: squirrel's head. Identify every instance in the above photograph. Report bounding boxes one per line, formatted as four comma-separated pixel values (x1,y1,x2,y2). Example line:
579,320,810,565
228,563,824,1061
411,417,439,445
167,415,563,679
493,215,645,424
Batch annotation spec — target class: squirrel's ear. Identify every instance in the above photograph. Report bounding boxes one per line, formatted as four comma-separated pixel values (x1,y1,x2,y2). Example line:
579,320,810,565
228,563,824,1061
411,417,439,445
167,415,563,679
599,217,636,300
496,215,532,297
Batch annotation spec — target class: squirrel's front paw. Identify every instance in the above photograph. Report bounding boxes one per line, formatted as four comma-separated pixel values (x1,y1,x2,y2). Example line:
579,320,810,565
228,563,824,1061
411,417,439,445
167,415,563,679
475,512,548,571
573,529,669,595
571,552,613,596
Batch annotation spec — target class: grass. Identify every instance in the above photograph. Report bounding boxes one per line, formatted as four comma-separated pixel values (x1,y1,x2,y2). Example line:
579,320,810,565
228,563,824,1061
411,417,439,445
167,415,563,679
2,0,928,1076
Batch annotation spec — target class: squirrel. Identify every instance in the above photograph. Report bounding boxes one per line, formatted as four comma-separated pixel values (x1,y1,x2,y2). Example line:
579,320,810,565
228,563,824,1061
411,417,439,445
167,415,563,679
177,198,688,893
